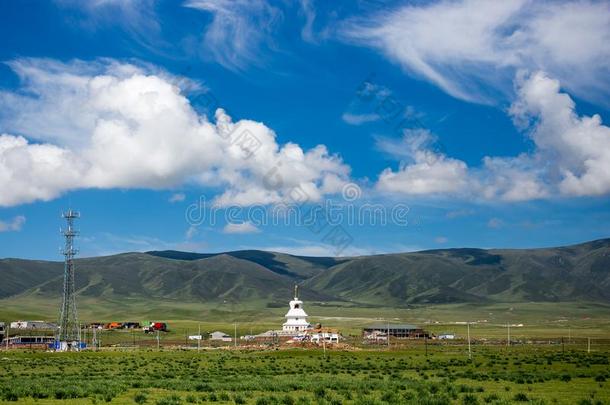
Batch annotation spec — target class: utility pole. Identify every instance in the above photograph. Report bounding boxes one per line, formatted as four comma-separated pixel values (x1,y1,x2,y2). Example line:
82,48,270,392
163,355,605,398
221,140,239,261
387,322,390,349
587,337,591,354
92,328,97,351
234,323,237,349
424,334,428,357
156,330,160,350
507,323,510,347
198,324,201,352
467,322,472,360
5,324,9,350
322,333,326,358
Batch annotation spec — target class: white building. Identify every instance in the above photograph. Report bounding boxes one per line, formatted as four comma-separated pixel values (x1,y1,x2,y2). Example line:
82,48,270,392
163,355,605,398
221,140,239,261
438,333,456,340
282,285,311,333
10,321,57,330
309,328,341,344
209,331,232,342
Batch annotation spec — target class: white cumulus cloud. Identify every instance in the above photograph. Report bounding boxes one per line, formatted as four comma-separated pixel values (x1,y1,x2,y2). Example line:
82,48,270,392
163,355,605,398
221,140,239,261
510,71,610,197
375,72,610,200
376,129,470,196
0,58,350,207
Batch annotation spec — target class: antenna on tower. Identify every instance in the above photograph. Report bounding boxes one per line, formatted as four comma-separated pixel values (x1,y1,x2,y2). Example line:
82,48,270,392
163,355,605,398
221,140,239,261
56,209,81,351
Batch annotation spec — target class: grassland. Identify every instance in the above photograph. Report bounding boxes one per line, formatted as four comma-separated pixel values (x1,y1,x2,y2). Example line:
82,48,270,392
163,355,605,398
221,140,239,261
2,299,609,404
1,297,609,340
0,346,609,405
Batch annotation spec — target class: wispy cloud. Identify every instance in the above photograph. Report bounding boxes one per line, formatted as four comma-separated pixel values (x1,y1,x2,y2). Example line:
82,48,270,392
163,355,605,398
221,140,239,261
185,225,198,240
169,193,186,203
0,216,26,232
446,209,475,219
434,236,448,244
487,218,504,229
54,0,168,55
341,112,380,126
342,0,610,106
222,221,260,234
299,0,317,43
83,232,209,257
184,0,283,71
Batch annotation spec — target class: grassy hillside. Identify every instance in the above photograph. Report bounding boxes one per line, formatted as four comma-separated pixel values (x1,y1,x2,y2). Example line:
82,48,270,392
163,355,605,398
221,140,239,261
304,240,610,305
0,238,608,323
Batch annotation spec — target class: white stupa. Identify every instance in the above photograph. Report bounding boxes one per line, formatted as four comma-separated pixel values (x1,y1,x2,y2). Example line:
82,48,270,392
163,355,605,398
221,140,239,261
282,285,311,333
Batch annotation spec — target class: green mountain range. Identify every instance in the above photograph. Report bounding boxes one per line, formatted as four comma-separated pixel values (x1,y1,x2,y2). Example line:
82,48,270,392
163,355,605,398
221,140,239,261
1,238,609,308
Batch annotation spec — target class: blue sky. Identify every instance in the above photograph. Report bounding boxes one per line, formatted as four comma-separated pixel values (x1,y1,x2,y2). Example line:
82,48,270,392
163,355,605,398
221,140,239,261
1,0,610,259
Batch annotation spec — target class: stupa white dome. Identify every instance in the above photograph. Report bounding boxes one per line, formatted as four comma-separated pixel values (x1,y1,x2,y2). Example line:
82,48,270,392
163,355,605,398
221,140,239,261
282,285,312,333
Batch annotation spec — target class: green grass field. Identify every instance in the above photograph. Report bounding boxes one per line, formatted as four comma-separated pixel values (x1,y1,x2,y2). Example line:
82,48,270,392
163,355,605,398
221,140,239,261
2,299,609,404
2,298,609,341
0,346,609,404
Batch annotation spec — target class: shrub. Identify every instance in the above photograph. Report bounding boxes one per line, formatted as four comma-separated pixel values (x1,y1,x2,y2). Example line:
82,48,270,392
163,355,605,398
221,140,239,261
483,393,500,403
256,397,274,405
462,394,479,405
134,392,148,404
156,395,182,405
314,387,326,399
513,393,528,402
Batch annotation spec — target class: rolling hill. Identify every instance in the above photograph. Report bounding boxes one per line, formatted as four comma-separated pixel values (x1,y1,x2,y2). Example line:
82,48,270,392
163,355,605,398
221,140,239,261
0,238,609,309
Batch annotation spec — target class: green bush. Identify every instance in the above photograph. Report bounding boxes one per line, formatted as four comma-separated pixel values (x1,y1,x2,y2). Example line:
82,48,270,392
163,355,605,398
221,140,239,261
462,394,479,405
134,392,148,404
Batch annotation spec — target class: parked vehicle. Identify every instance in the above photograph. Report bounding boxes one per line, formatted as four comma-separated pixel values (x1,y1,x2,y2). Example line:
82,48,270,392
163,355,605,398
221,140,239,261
143,322,168,333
